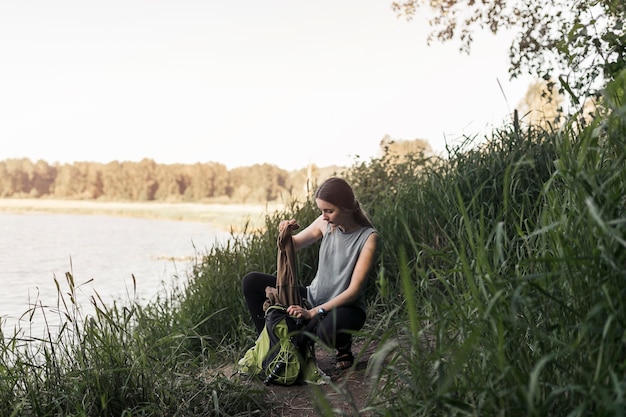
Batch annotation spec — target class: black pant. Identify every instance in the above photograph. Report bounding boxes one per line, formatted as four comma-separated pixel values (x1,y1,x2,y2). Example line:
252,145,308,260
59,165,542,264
242,271,366,351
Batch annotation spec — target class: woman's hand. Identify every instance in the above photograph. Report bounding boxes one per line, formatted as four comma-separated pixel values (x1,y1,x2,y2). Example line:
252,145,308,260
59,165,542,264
287,305,312,320
279,219,299,233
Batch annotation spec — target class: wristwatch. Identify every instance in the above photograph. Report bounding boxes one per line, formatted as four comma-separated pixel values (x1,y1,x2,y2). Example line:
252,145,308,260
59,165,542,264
317,307,327,318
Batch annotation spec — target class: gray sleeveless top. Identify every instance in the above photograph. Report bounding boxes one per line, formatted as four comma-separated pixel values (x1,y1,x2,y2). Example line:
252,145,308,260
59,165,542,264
306,223,376,313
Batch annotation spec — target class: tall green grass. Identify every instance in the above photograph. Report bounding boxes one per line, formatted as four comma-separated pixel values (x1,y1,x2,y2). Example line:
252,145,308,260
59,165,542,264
1,71,624,416
362,72,626,416
0,270,264,416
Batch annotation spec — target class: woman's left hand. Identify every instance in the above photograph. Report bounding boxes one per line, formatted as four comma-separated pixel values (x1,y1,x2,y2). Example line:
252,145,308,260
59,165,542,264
287,305,311,320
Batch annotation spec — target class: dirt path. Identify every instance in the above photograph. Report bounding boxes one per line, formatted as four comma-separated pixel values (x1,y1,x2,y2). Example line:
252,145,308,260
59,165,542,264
260,340,381,417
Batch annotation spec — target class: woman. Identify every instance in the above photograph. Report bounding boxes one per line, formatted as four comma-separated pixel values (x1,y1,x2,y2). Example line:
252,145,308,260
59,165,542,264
242,177,378,369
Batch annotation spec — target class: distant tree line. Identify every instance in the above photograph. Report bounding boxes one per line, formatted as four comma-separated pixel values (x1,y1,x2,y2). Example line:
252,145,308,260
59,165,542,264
0,139,431,204
0,158,344,204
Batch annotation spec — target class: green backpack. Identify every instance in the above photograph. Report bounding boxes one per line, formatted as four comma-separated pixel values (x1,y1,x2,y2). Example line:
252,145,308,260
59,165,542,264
237,305,325,385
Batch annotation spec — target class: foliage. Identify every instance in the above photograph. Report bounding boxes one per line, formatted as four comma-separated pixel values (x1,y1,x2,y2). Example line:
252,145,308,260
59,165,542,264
517,79,565,127
391,0,626,100
0,272,264,416
365,70,626,416
0,140,422,204
0,157,340,204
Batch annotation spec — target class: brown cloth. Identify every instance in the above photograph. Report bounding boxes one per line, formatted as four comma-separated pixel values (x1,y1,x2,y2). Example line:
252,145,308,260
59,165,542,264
263,222,302,311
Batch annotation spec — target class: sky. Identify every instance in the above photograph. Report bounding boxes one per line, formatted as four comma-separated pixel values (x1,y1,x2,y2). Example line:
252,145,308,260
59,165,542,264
0,0,535,171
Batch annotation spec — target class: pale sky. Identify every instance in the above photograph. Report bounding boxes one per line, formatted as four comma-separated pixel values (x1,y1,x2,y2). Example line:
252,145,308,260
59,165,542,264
1,0,534,171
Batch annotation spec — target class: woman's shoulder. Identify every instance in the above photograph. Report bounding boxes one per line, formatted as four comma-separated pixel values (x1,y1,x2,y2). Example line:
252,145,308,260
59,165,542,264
359,224,377,236
311,214,330,234
294,215,326,247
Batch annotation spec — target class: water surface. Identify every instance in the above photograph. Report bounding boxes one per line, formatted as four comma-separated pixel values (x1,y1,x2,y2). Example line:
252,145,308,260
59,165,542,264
0,212,229,337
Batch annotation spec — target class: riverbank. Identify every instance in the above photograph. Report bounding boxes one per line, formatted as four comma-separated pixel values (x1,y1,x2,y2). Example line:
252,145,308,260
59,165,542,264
0,198,282,231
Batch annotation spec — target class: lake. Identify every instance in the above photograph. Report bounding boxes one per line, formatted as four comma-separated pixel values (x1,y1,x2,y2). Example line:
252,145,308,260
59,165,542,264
0,211,231,338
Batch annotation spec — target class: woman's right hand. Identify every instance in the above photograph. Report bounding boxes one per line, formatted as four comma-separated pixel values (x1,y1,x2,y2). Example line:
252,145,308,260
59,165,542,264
279,219,299,233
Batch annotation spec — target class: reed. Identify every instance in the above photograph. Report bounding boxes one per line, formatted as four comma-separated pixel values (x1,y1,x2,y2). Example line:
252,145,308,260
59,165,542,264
360,74,626,416
0,270,263,416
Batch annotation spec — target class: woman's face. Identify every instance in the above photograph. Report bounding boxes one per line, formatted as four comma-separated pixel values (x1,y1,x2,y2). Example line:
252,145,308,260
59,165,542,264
316,198,349,227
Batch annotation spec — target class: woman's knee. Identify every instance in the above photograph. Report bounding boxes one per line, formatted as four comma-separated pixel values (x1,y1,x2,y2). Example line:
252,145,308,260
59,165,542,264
241,272,256,293
315,308,366,346
242,272,275,296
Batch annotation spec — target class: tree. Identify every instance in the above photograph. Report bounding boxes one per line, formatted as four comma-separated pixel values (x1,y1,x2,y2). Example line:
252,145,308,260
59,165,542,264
517,79,564,128
31,160,57,197
379,135,431,161
6,159,33,196
391,0,625,102
50,164,79,198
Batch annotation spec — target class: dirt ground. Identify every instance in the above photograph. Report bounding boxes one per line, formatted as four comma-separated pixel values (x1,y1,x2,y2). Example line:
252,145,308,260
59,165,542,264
252,340,382,417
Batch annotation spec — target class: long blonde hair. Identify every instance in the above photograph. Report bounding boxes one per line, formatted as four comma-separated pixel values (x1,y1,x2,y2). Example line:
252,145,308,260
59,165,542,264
315,177,374,228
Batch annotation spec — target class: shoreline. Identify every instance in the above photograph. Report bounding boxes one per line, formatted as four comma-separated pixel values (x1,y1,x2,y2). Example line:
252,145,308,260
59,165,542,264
0,198,283,231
